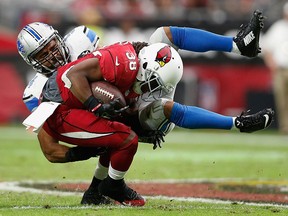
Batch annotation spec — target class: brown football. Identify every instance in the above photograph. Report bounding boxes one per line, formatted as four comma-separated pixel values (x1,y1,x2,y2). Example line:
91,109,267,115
90,81,126,108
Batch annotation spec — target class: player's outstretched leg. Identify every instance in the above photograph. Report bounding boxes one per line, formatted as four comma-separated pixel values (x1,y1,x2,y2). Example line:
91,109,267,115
98,176,146,206
235,108,274,133
233,10,265,57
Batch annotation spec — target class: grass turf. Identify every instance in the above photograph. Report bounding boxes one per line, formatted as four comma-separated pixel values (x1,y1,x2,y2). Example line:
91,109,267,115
1,125,288,215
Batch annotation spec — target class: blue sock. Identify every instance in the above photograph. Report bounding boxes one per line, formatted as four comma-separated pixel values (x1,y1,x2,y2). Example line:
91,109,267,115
170,102,233,129
170,26,233,52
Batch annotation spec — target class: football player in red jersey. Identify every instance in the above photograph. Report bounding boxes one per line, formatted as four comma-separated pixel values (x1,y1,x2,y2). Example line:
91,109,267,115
19,10,274,206
18,23,145,206
51,40,274,206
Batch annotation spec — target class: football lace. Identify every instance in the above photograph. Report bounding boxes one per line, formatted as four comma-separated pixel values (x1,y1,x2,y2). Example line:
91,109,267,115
95,86,115,99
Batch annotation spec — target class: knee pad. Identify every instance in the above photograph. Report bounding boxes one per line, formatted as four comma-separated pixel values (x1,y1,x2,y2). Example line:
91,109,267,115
149,27,179,51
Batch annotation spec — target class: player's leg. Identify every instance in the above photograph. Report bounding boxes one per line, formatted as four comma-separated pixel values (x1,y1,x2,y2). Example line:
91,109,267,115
72,115,144,206
167,101,233,129
46,107,145,206
164,26,234,53
82,141,145,206
165,101,274,133
149,10,264,58
81,154,111,205
137,98,232,132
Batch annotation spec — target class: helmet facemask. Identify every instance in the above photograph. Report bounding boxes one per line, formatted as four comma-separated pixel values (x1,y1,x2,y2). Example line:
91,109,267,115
28,33,69,76
137,67,174,101
136,43,183,102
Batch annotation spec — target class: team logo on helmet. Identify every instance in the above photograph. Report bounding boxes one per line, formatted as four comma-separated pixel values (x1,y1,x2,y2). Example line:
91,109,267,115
155,45,171,67
17,39,25,55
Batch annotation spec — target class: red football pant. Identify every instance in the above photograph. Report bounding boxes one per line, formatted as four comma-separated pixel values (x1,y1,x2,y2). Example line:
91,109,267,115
43,105,138,171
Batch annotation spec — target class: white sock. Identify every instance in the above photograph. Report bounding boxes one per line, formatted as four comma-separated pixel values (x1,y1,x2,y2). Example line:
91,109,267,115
94,161,108,180
232,117,237,129
108,164,126,180
231,42,241,54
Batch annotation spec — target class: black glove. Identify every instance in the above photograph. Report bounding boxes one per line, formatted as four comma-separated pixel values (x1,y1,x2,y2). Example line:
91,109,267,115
138,130,165,150
96,99,128,118
65,146,107,162
84,95,127,119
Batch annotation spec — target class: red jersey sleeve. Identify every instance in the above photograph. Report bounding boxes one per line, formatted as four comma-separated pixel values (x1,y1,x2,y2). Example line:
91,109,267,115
56,42,140,109
56,54,93,109
93,42,139,95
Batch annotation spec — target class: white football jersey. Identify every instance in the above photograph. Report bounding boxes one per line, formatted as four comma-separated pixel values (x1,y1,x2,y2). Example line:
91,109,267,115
22,25,99,112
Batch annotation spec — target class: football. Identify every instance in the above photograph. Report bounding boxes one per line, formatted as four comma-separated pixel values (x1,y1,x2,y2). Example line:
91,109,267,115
90,81,126,108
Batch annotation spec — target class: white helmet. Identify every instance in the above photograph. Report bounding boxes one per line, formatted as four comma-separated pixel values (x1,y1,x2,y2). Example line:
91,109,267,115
136,43,183,101
63,25,99,61
16,22,69,76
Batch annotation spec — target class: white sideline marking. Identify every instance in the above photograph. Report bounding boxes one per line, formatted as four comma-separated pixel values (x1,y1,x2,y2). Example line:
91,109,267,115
1,180,288,209
149,196,288,209
0,181,79,196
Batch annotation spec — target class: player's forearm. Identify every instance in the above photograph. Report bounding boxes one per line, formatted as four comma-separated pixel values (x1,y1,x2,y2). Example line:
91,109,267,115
44,148,70,163
37,128,70,163
42,145,101,163
66,71,93,103
66,58,103,103
40,141,71,163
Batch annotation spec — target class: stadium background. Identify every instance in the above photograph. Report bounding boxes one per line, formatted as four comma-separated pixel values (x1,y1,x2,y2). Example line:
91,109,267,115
0,0,285,128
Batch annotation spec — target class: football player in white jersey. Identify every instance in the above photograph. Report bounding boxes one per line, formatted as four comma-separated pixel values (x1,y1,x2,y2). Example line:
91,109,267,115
19,22,99,112
129,10,270,144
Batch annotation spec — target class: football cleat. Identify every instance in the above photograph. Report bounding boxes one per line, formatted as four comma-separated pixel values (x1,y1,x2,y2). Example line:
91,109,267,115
81,187,112,205
98,177,146,206
235,108,274,133
233,10,265,57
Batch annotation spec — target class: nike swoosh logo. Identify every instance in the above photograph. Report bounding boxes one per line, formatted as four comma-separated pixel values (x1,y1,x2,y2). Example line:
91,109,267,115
236,120,241,127
115,56,120,66
264,114,269,127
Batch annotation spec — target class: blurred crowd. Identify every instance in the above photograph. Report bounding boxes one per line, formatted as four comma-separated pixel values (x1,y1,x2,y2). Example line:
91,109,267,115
0,0,288,127
0,0,286,38
0,0,286,51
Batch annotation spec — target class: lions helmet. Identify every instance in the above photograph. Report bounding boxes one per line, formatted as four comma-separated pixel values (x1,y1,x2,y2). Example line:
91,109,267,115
136,43,183,101
16,22,69,76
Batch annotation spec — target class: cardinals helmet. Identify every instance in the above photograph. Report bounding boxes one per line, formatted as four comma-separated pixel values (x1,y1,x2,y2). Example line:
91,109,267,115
136,43,183,101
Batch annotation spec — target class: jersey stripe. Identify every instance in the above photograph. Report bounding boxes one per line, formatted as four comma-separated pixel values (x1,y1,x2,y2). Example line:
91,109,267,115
61,131,113,139
86,29,97,43
24,25,42,41
158,118,173,135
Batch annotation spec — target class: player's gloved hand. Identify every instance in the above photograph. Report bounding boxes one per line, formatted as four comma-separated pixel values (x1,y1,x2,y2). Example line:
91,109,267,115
97,99,129,119
138,130,165,150
65,146,107,162
84,95,128,119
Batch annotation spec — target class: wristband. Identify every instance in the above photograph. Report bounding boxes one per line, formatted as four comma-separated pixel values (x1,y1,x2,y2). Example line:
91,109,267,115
83,95,101,112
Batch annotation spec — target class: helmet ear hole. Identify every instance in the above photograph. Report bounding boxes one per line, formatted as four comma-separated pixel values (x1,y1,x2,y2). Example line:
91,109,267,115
142,62,148,69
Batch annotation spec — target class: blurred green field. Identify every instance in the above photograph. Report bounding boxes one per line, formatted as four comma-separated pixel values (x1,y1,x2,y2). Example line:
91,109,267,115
1,125,288,215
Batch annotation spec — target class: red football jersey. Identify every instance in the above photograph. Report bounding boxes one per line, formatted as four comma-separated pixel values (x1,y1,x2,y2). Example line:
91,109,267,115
56,42,139,109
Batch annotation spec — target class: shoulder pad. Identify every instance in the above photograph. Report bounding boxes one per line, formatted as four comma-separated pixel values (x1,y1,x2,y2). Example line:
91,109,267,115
64,26,100,61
